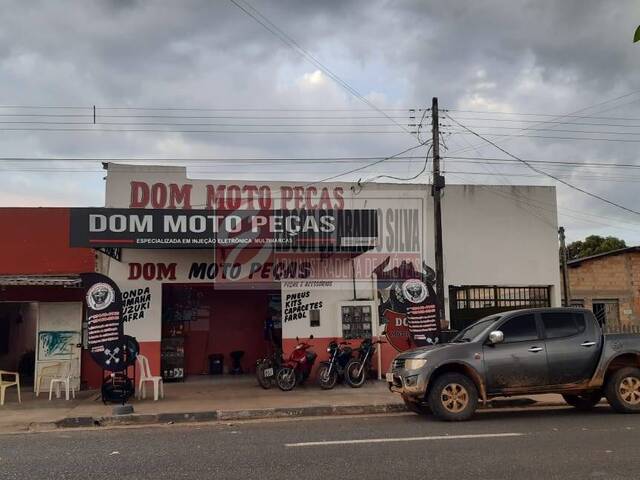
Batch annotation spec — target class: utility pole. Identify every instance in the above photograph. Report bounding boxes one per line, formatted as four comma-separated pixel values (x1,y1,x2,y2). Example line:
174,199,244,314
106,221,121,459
431,97,446,328
559,226,571,307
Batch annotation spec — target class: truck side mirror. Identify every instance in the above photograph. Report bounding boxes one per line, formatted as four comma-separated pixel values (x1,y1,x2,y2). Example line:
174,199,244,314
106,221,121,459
488,330,504,345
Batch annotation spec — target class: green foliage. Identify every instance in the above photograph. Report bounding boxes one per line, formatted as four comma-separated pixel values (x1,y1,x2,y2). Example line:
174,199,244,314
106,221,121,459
635,25,640,43
566,235,627,260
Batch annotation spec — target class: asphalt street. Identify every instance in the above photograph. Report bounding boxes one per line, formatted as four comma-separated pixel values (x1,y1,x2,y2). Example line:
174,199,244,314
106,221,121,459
1,406,639,480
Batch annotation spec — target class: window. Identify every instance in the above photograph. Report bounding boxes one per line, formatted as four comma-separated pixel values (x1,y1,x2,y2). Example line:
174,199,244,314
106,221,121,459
542,312,580,338
341,305,372,339
570,299,585,308
593,299,619,327
499,314,538,343
309,309,320,328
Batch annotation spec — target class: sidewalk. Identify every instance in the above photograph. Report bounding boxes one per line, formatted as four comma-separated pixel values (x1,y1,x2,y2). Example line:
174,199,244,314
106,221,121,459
0,376,569,433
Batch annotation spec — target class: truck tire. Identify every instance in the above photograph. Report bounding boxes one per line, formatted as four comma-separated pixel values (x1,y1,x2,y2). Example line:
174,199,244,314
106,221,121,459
402,395,431,415
427,372,478,422
562,391,602,411
605,367,640,414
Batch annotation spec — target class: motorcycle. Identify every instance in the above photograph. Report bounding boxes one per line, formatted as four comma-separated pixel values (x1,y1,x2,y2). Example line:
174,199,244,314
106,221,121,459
276,337,317,391
345,338,386,388
256,347,283,389
317,340,354,390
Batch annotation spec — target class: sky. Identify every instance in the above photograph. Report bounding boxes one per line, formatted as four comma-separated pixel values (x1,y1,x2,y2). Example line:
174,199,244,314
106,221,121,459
0,0,639,244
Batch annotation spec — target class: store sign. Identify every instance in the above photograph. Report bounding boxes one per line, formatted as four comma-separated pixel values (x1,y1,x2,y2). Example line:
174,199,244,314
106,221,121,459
70,208,378,251
374,257,440,350
80,273,139,371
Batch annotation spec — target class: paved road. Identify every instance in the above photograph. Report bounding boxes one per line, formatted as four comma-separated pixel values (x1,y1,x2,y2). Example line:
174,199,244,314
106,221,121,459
1,406,639,480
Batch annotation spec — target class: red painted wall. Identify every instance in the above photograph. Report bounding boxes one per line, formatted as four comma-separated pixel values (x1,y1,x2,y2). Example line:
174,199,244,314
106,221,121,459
0,208,94,275
183,290,271,376
281,336,399,380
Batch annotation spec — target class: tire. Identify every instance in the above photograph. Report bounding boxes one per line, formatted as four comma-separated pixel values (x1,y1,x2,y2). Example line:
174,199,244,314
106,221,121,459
402,396,431,415
317,363,338,390
427,372,479,422
256,361,274,389
345,359,366,388
605,367,640,414
562,391,602,411
276,367,297,392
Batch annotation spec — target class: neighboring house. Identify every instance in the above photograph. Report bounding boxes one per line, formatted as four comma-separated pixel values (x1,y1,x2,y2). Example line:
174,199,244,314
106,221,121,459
565,247,640,331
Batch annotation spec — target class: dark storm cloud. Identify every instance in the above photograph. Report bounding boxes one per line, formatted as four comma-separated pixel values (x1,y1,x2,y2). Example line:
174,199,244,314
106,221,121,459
0,0,639,241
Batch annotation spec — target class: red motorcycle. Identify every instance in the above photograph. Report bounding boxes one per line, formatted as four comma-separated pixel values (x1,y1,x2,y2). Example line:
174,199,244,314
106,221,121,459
276,337,317,391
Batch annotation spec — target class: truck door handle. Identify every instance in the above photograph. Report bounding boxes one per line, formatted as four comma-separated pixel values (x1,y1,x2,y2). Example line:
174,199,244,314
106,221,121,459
580,341,596,347
528,346,543,353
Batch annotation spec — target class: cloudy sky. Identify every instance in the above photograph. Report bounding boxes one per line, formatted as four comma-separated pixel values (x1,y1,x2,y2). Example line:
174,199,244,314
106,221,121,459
1,0,639,243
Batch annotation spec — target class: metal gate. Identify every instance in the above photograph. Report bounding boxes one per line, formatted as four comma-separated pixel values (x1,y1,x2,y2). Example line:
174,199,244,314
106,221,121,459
449,285,552,331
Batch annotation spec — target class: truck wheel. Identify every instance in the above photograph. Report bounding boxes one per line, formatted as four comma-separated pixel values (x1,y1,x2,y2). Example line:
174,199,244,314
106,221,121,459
402,395,431,415
605,367,640,413
427,373,478,422
562,391,602,411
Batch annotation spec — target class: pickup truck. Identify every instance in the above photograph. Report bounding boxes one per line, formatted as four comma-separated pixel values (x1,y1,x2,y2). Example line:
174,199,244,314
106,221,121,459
387,307,640,421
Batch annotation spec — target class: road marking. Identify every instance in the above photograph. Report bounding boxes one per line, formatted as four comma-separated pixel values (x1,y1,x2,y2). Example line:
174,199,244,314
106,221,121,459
285,432,525,447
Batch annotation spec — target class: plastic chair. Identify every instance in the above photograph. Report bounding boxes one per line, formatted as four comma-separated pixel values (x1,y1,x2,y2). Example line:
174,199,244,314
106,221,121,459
48,360,78,401
136,355,164,401
35,361,62,397
0,370,21,406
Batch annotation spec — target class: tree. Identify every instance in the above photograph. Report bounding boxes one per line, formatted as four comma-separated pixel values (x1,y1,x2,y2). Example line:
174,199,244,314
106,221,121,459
635,25,640,43
566,235,627,260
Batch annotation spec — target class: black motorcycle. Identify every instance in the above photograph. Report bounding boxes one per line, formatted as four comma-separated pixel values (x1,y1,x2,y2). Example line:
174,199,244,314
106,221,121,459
345,338,385,388
256,348,283,389
317,340,353,389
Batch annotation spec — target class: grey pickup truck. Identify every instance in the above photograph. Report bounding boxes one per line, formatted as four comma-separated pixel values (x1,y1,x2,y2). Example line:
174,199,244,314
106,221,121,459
387,307,640,421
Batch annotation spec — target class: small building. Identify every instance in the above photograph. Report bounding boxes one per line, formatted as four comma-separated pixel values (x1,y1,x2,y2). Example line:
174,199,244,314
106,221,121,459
0,208,97,391
566,247,640,330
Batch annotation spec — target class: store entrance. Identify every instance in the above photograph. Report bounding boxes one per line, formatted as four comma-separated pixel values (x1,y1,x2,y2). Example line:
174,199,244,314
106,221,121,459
161,284,282,381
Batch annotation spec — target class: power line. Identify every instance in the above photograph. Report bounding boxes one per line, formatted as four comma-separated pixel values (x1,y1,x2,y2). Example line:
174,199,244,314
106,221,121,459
304,142,430,186
0,127,410,134
444,130,640,143
228,0,417,139
446,115,640,217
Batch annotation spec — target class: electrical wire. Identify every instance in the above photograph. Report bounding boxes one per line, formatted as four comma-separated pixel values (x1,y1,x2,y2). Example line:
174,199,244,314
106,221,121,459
228,0,417,140
446,115,640,217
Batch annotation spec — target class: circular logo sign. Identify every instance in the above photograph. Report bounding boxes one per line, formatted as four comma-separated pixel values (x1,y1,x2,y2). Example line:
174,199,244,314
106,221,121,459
401,279,428,304
86,282,115,311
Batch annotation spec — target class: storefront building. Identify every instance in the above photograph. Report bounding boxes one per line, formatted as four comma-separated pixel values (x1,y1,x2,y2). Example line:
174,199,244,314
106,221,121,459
67,163,560,387
1,164,562,390
0,208,96,391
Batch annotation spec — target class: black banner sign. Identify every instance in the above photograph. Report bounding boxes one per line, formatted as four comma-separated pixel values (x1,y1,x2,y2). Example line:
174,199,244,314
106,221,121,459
70,208,378,251
80,273,138,371
374,257,441,349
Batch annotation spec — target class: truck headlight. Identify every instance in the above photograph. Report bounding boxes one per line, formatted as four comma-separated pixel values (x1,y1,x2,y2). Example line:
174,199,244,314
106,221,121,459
404,358,427,370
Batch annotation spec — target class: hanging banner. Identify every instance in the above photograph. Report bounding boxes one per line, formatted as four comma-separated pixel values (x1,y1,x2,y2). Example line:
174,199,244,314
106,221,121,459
374,257,440,350
69,208,378,251
80,273,138,371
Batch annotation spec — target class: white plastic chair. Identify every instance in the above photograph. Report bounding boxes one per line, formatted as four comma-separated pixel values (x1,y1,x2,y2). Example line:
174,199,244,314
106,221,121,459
0,370,21,406
48,360,78,401
136,354,164,401
35,361,62,397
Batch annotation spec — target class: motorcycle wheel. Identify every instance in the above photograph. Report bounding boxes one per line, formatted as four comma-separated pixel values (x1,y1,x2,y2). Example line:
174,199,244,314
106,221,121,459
318,364,338,390
256,360,274,389
276,367,297,392
345,359,367,388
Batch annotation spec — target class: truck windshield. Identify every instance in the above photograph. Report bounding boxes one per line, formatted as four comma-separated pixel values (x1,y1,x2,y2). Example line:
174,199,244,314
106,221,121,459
452,316,501,343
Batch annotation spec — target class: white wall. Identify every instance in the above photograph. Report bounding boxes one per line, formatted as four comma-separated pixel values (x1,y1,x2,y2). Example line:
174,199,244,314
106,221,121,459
99,164,560,343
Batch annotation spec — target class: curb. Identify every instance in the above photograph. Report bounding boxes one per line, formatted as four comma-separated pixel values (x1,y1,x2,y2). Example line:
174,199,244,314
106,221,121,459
41,403,407,431
20,398,583,433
